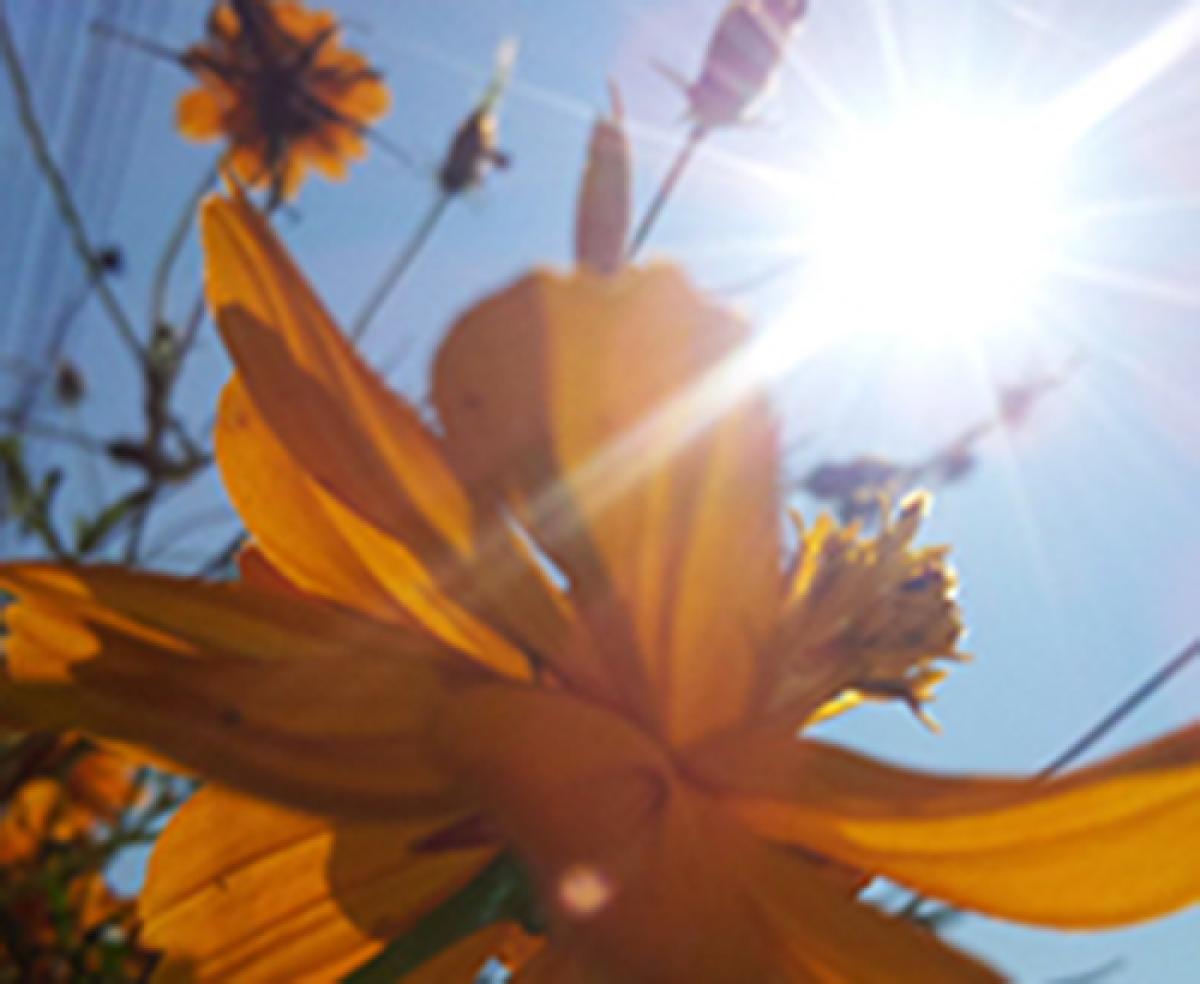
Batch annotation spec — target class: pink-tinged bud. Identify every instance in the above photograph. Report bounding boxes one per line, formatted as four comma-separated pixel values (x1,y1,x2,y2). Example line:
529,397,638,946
575,85,632,276
687,0,808,129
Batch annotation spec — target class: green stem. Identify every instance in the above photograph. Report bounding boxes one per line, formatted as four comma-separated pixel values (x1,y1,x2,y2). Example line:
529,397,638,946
342,853,531,984
350,193,451,345
1037,639,1200,778
150,162,219,335
628,124,707,259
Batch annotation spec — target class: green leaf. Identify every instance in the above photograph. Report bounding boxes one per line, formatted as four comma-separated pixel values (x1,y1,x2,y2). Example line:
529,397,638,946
341,852,535,984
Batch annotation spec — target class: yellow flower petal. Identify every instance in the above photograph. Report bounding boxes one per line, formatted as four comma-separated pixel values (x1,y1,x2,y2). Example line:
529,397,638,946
0,565,473,820
753,844,1001,982
694,721,1200,928
206,193,563,677
142,786,492,983
203,193,471,564
176,88,224,141
218,379,527,667
434,267,782,744
406,922,544,983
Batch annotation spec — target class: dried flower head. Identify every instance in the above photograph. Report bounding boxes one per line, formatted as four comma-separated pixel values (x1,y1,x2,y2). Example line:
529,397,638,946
177,0,389,203
687,0,809,129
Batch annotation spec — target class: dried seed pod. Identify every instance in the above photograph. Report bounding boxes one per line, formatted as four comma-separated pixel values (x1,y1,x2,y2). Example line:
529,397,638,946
438,107,510,195
53,360,85,407
687,0,808,129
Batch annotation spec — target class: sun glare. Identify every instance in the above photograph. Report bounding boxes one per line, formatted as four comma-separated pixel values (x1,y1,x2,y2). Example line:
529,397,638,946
800,108,1068,347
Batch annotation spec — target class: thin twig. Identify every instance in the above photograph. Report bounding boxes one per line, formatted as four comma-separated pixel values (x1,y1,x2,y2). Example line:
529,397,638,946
150,162,219,334
350,193,450,344
196,529,248,577
0,1,142,361
1037,639,1200,778
90,20,181,65
176,287,210,364
0,413,110,455
7,280,92,428
628,124,707,259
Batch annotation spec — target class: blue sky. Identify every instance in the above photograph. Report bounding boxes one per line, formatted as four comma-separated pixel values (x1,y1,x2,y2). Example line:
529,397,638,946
3,0,1200,979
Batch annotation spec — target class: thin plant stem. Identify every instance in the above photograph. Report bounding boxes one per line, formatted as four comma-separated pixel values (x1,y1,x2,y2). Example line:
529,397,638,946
628,124,707,259
7,279,92,428
177,287,210,364
90,20,181,65
150,162,219,334
0,413,110,455
1036,639,1200,778
350,193,450,344
0,1,142,361
196,529,248,577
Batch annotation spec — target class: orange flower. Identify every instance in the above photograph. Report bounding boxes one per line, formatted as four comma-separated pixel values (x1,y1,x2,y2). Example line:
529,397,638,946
0,733,135,864
177,0,389,202
2,190,1200,980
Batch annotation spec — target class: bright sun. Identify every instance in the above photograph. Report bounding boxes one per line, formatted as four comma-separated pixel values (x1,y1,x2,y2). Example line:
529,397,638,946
799,108,1068,347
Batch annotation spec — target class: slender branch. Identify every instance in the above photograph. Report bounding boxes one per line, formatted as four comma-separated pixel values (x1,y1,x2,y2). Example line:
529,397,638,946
150,162,219,334
0,413,109,455
196,529,247,577
628,124,707,259
176,288,210,364
7,280,92,428
350,193,450,344
0,1,142,361
1037,639,1200,778
90,20,181,65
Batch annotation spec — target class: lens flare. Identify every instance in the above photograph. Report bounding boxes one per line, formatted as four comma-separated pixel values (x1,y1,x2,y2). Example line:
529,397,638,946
800,108,1068,347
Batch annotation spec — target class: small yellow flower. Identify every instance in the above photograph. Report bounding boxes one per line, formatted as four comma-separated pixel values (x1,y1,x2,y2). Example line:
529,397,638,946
2,188,1200,980
177,0,390,202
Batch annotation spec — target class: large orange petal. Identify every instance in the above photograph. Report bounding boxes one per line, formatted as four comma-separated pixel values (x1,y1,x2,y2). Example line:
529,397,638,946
142,786,493,983
753,846,1000,982
205,193,566,678
203,192,471,565
693,722,1200,928
434,268,782,744
0,564,474,820
217,379,526,666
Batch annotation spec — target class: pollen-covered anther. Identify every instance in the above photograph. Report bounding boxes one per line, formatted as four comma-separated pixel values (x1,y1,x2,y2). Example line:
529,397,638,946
767,494,967,724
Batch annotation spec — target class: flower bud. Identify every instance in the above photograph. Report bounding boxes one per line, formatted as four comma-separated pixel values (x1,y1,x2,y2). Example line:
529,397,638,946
687,0,808,129
575,85,632,275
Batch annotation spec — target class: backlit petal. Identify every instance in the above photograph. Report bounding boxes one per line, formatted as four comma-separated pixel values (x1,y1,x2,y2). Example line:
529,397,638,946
694,722,1200,928
176,88,224,141
204,192,471,563
206,193,564,677
406,922,544,983
0,564,474,820
754,846,1001,982
142,786,493,982
434,268,781,744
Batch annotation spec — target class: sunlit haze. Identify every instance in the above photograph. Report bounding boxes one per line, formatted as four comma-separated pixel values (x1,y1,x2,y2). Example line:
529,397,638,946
801,108,1068,345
